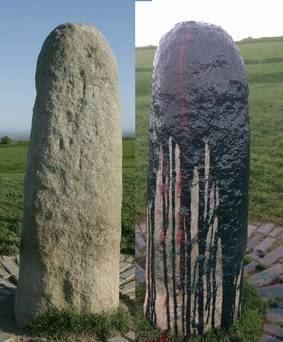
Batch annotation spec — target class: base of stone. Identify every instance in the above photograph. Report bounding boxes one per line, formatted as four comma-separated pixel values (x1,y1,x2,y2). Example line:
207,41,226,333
0,254,135,341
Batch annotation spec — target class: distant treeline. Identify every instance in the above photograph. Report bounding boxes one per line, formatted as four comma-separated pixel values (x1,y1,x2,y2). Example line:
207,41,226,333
137,36,283,50
238,36,283,44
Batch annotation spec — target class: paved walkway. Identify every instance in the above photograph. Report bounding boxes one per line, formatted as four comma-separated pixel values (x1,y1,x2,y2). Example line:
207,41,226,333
136,221,283,341
0,254,135,342
245,222,283,341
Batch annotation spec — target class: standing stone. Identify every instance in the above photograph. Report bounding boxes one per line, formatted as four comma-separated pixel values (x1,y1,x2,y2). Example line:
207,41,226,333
15,23,122,327
145,22,249,337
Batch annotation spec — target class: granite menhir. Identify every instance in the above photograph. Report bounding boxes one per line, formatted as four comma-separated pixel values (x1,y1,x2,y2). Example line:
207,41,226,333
145,21,249,337
15,23,122,327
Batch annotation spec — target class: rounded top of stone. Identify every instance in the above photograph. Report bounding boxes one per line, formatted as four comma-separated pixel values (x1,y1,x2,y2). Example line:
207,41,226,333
43,22,115,55
52,22,105,35
159,20,234,46
38,22,117,66
35,22,118,89
155,20,246,78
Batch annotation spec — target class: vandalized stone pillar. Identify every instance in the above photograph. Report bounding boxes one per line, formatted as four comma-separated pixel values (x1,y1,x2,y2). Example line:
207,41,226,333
15,23,122,327
145,22,249,337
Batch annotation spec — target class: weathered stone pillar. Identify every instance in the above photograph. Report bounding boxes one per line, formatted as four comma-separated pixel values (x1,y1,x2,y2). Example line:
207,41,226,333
15,23,122,327
145,22,249,337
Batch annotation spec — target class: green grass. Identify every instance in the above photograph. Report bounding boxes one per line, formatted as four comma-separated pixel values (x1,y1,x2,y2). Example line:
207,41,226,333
136,37,283,223
0,139,135,255
29,307,133,341
135,281,266,341
121,137,135,254
0,143,27,255
29,280,265,341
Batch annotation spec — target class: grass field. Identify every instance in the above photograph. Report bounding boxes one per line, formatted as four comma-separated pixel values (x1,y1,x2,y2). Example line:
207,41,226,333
0,138,135,255
136,37,283,223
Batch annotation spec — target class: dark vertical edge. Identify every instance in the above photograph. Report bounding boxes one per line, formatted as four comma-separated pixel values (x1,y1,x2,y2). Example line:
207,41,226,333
171,140,178,335
162,143,171,330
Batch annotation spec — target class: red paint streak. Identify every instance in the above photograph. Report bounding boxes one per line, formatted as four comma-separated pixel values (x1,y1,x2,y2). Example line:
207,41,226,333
158,182,169,195
176,179,182,194
176,228,182,246
146,337,168,342
176,31,193,250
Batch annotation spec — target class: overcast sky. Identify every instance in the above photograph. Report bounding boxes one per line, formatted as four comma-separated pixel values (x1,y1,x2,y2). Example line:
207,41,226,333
136,0,283,46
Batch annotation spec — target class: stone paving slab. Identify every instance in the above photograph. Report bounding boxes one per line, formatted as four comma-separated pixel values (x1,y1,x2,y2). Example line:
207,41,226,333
0,333,14,342
259,285,283,299
247,233,264,251
258,223,276,235
0,280,16,290
260,334,281,341
246,252,260,261
248,264,283,287
270,226,283,238
243,222,283,341
264,324,283,339
266,308,283,324
0,255,135,300
0,254,135,341
262,246,283,267
255,237,276,257
108,331,135,342
136,263,145,283
120,267,135,281
244,261,258,274
0,257,18,279
248,224,258,238
0,269,10,281
108,337,128,342
135,232,146,258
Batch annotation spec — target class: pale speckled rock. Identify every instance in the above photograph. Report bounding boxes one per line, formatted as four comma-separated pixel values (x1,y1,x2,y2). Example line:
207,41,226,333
15,23,122,327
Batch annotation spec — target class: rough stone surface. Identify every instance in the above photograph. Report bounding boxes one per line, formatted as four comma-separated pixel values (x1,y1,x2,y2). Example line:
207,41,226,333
264,324,283,339
135,231,146,258
243,222,283,341
247,233,264,251
262,246,283,267
260,335,281,342
259,285,283,299
244,261,258,274
145,21,249,337
266,308,283,324
258,223,276,235
255,237,276,257
107,337,128,342
270,227,283,238
0,254,134,340
246,252,260,261
15,23,122,328
248,224,258,238
248,264,283,287
124,331,135,341
136,264,145,283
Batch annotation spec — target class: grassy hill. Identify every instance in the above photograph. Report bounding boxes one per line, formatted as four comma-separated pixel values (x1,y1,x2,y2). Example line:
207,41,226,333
136,37,283,223
0,138,135,255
